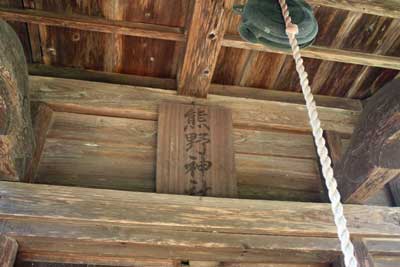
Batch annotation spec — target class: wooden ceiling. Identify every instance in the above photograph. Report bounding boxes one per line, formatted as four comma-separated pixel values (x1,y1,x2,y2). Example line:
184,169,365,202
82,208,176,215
0,0,399,100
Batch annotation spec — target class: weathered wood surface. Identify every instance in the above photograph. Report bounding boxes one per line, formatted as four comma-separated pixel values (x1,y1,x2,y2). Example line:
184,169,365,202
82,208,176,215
35,112,334,201
1,182,400,264
28,64,362,110
157,102,236,197
389,178,400,206
336,79,400,203
2,8,400,73
332,238,375,267
29,64,177,90
1,181,400,238
29,76,359,134
0,7,185,42
209,84,362,111
0,20,34,181
178,0,233,97
15,259,178,267
0,235,18,267
24,103,53,183
222,35,400,71
306,0,400,19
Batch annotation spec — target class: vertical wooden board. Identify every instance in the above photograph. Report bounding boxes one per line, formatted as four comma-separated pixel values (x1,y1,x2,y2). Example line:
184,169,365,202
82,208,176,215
157,102,236,197
0,235,18,267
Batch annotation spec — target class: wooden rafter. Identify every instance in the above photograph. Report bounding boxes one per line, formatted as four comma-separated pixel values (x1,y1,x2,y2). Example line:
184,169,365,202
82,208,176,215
0,7,184,41
222,35,400,71
0,7,399,76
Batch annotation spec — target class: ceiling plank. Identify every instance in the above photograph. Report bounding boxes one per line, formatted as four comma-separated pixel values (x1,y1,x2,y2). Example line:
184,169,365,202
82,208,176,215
307,0,400,19
177,0,234,97
1,7,400,71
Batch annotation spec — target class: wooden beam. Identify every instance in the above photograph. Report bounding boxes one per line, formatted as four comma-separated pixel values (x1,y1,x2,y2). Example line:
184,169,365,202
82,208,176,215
0,7,185,42
335,79,400,203
222,35,400,71
0,235,18,267
0,182,400,264
156,102,236,197
24,103,53,183
27,64,363,111
0,20,34,181
1,181,400,237
306,0,400,19
178,0,233,97
29,76,359,135
28,64,177,90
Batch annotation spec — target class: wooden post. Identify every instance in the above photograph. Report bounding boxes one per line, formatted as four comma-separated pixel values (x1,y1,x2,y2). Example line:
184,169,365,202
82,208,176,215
0,235,18,267
156,102,236,197
0,20,34,181
335,79,400,203
178,0,234,97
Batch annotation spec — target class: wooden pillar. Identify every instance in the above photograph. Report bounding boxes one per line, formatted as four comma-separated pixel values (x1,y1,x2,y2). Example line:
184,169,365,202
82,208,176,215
0,235,18,267
335,79,400,203
0,20,34,181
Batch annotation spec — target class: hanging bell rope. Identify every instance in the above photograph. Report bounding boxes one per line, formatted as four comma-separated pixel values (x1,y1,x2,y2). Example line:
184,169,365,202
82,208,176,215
277,0,358,266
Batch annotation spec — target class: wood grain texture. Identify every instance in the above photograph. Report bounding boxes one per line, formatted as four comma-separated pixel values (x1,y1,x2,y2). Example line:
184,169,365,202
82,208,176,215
35,112,323,202
306,0,400,19
24,103,53,183
332,238,375,267
0,7,185,42
0,235,18,267
5,220,342,264
0,20,34,181
156,102,236,197
0,181,400,238
29,76,360,135
178,0,233,97
222,36,400,71
15,260,178,267
389,178,400,206
336,79,400,203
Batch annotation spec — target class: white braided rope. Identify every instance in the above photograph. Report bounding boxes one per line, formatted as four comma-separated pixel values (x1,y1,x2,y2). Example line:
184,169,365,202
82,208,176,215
277,1,358,267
